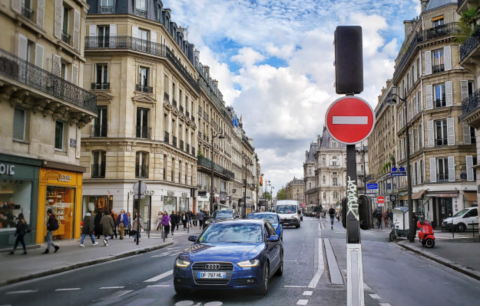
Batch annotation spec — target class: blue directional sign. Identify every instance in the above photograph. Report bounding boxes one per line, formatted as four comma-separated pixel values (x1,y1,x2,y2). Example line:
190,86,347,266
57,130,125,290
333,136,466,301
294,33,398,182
366,183,378,190
391,166,406,177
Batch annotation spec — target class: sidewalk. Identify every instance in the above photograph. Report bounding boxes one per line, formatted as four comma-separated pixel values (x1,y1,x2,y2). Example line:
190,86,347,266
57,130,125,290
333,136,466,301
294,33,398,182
0,227,202,287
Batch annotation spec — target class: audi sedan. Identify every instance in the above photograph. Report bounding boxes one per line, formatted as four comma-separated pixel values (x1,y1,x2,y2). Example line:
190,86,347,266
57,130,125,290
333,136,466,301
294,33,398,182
173,220,283,295
247,212,283,241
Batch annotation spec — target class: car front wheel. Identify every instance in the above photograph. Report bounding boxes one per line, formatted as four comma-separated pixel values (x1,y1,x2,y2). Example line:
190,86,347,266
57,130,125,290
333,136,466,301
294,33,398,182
457,223,466,232
255,263,269,295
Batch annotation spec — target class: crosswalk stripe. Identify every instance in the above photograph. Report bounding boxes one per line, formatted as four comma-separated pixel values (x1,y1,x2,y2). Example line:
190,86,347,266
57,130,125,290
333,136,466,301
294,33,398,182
146,285,171,288
6,290,37,294
99,286,124,289
55,288,81,291
144,270,173,282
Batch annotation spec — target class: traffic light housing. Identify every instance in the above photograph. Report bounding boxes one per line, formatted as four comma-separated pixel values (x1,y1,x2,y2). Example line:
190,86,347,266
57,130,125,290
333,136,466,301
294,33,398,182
334,26,363,94
341,195,372,230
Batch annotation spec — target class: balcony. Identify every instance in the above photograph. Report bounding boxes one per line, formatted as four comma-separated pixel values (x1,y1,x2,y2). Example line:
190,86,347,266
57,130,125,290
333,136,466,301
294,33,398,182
435,99,446,109
91,125,107,137
91,82,110,90
432,64,444,74
180,140,184,150
134,9,147,18
135,165,149,178
458,0,466,9
0,48,97,116
85,36,167,57
21,5,34,20
165,48,200,92
136,126,151,139
91,164,106,178
100,6,114,13
136,84,153,93
460,88,480,121
164,131,169,143
437,173,448,183
460,27,480,62
173,136,177,147
164,92,169,101
61,31,71,45
197,156,235,180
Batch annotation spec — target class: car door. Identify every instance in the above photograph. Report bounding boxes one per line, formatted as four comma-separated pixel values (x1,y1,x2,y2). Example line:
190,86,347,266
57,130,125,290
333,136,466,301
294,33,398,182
465,208,478,230
265,223,280,271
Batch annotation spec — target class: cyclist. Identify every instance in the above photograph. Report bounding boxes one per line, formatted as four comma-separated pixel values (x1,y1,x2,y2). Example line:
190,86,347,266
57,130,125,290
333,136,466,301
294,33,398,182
328,206,336,230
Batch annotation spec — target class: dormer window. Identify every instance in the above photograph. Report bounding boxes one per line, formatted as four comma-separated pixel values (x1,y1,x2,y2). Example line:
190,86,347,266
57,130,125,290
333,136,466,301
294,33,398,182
432,16,444,28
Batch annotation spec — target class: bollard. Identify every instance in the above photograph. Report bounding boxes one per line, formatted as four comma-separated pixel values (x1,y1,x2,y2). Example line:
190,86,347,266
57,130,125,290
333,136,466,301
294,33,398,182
162,225,165,242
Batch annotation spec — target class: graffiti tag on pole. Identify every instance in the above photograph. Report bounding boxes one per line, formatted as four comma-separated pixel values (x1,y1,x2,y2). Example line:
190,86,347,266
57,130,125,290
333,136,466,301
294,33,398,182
347,176,359,220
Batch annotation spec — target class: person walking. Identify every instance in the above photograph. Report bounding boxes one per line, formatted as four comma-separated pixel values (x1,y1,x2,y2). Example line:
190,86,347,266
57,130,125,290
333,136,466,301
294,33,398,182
170,211,178,235
9,213,29,255
181,212,187,230
100,211,115,246
94,210,103,239
42,209,60,254
127,212,132,237
187,210,193,227
175,211,180,231
328,206,336,230
80,211,98,247
117,209,129,240
161,211,171,238
383,210,388,227
111,209,118,239
132,212,144,243
197,210,205,229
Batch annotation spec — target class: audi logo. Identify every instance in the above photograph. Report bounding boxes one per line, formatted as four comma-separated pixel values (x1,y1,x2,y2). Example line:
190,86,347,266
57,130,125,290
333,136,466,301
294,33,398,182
205,264,221,270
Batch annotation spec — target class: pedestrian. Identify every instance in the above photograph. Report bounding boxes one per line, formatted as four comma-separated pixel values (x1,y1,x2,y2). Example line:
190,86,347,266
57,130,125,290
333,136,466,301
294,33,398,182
197,210,205,228
9,213,30,255
111,209,118,239
42,209,60,254
181,211,187,230
170,210,178,235
187,210,193,227
117,209,129,240
80,211,98,247
156,211,163,231
161,211,171,238
94,210,103,239
127,212,132,237
100,211,115,246
328,206,335,230
175,211,180,231
132,212,144,242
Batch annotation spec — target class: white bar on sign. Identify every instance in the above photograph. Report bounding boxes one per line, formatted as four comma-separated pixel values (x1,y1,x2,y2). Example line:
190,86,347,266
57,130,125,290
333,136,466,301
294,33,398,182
332,116,368,125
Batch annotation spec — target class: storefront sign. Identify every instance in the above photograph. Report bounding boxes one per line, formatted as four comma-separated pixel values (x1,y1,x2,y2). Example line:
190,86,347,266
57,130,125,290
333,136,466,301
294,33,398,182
70,139,77,148
0,164,15,175
57,174,71,182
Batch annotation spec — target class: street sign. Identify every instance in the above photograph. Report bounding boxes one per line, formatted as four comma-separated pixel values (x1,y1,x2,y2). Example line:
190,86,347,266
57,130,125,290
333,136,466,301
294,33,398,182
366,183,378,190
376,196,385,204
325,96,375,145
391,166,406,177
378,203,384,207
390,195,397,201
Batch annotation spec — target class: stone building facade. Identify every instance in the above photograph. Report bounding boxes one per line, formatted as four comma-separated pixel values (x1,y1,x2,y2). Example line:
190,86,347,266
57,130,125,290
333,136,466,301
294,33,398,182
285,178,304,203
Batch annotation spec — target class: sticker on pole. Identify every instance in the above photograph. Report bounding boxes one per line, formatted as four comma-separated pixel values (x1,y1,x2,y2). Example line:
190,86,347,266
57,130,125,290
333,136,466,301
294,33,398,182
325,96,375,144
376,196,385,204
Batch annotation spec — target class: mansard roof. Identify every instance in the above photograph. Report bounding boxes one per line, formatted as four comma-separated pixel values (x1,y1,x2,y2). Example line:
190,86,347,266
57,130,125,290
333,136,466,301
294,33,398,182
319,127,346,149
425,0,456,11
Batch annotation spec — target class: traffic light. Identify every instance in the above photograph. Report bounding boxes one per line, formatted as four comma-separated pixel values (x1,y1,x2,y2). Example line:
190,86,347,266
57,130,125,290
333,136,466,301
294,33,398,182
334,26,363,94
341,195,372,230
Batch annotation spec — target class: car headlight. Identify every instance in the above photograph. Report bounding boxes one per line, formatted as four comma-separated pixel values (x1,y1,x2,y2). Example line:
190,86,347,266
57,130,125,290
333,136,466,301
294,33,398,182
292,215,298,219
237,259,260,268
175,259,191,268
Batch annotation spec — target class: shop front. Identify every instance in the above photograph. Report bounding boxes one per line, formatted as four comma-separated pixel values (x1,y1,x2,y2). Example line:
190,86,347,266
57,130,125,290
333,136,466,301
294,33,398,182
426,191,458,229
37,165,84,244
0,154,41,250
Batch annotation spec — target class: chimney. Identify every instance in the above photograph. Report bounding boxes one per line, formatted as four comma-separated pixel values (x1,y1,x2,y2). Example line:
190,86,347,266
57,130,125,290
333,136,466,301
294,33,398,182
165,8,171,13
204,66,210,78
403,20,414,38
420,0,429,12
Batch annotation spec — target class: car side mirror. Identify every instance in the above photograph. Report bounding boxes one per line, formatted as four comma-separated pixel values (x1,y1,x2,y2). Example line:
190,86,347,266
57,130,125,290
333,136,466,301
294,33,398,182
188,235,197,242
268,235,279,242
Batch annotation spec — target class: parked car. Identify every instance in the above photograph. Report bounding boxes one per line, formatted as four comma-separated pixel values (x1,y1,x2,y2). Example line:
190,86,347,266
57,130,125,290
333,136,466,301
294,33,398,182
442,207,478,232
247,212,283,241
203,209,238,229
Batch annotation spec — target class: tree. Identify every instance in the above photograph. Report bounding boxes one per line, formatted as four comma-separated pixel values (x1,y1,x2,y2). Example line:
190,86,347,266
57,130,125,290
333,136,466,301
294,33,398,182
197,146,204,157
261,191,272,201
276,188,287,200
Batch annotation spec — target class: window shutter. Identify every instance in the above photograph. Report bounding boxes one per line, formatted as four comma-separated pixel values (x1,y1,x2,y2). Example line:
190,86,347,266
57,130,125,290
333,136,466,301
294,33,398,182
410,131,413,154
424,51,432,75
445,81,453,107
37,0,45,28
54,0,62,39
109,24,117,48
414,96,418,115
427,120,434,147
444,46,452,71
72,64,78,85
52,54,61,77
447,117,455,146
413,163,416,185
18,34,27,60
132,26,139,38
419,90,423,111
73,10,80,51
466,156,474,181
35,43,44,68
426,85,433,110
12,0,21,13
460,80,469,102
89,25,97,48
417,161,421,184
463,122,472,145
430,158,437,183
448,156,455,182
413,60,417,83
416,127,420,150
151,30,157,53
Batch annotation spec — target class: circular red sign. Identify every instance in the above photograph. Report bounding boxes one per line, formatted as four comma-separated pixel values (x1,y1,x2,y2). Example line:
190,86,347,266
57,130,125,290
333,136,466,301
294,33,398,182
377,196,385,204
325,96,375,144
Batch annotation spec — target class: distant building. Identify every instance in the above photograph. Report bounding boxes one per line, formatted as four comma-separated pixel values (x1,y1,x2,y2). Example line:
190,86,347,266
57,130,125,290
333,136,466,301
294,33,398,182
285,177,304,203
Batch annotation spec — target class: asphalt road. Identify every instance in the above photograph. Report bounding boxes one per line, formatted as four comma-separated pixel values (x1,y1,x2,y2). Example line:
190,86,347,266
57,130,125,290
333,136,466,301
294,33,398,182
1,218,480,306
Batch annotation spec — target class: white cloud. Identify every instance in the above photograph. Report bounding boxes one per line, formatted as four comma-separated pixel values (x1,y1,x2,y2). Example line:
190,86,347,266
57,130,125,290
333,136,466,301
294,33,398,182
231,47,265,67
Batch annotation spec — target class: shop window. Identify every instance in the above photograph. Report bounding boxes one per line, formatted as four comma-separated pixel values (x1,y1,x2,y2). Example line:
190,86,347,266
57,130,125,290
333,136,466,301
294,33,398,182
45,186,75,240
13,108,26,141
55,121,64,150
83,196,112,215
164,196,177,213
0,180,32,230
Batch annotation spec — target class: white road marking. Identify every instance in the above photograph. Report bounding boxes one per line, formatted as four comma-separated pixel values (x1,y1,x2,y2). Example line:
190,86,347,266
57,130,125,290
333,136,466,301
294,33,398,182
369,294,381,299
379,304,392,306
332,116,368,125
105,290,133,298
147,285,171,288
204,302,223,306
99,286,125,289
324,239,343,285
175,301,195,306
169,252,182,256
303,291,313,296
284,285,308,288
6,290,38,294
151,252,172,258
167,247,181,250
144,270,173,282
308,238,324,288
55,288,81,291
297,299,309,305
363,282,371,290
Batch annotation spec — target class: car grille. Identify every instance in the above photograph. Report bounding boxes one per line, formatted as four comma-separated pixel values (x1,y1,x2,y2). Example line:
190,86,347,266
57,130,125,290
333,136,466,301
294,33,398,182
192,262,234,271
235,278,257,286
192,262,234,286
195,279,230,285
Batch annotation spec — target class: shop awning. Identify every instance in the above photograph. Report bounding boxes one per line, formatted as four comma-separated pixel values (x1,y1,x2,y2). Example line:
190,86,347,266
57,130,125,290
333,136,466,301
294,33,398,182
426,191,459,198
412,190,426,200
399,194,408,201
463,192,478,205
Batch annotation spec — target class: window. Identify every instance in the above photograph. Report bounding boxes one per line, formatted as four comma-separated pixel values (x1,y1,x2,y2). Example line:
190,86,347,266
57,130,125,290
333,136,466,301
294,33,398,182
332,156,337,166
435,119,448,147
437,158,448,182
136,108,149,138
62,6,71,44
471,126,476,144
92,151,106,178
137,67,151,92
93,107,107,137
332,172,337,176
468,81,475,96
138,29,149,48
61,62,68,81
434,84,445,108
13,108,26,141
172,83,176,102
432,50,444,73
433,18,444,27
136,152,149,178
101,0,114,13
333,178,338,186
94,64,108,89
333,192,339,200
136,0,146,10
55,121,64,150
98,26,110,48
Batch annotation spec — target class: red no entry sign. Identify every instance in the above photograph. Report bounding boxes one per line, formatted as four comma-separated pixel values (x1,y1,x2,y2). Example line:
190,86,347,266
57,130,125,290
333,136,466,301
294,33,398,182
377,196,385,204
325,96,375,144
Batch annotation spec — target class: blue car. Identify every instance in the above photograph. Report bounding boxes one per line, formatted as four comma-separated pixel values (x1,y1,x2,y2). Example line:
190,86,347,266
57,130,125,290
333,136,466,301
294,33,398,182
173,220,283,295
247,212,283,242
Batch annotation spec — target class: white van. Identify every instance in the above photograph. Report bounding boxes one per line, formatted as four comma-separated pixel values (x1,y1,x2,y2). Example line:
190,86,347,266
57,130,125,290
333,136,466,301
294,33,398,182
441,207,478,232
276,200,301,228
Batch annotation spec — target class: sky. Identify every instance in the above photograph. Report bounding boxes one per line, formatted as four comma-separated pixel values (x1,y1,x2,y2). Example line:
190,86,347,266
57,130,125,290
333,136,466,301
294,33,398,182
163,0,422,196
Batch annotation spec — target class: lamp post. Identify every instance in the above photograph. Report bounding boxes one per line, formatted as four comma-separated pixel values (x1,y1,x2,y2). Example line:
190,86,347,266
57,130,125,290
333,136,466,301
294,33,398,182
271,186,275,212
386,88,414,243
210,129,225,216
243,157,253,218
265,180,270,211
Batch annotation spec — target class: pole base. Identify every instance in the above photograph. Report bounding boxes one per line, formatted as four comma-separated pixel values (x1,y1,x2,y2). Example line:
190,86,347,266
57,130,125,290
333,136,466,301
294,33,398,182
347,244,364,306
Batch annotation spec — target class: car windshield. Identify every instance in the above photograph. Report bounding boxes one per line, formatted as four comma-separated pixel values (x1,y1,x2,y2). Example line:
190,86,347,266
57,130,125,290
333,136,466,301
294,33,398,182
453,209,469,217
214,211,234,219
248,214,278,224
199,223,263,243
277,205,297,214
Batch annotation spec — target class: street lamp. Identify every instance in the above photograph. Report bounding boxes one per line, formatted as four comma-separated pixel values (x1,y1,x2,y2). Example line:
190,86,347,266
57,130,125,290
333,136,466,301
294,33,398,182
386,87,414,243
265,180,271,211
271,186,275,212
243,157,253,218
210,129,225,216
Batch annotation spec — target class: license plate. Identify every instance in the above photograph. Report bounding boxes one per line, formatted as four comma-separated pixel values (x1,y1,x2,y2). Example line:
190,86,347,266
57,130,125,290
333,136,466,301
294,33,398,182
198,272,227,279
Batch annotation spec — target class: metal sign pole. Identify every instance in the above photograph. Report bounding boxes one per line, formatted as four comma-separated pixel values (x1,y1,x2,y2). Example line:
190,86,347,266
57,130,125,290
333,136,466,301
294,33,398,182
136,180,141,246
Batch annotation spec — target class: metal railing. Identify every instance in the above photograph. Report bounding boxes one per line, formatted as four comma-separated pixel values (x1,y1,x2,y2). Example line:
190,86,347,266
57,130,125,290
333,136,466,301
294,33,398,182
164,92,169,101
436,138,448,147
91,164,106,178
460,88,480,119
136,126,151,139
21,5,34,20
433,64,444,74
460,27,480,62
0,48,97,113
91,125,107,137
91,82,110,90
100,6,114,13
61,31,71,44
134,9,147,18
435,99,446,108
437,173,448,183
458,0,466,8
173,136,177,147
164,131,169,143
197,156,235,179
180,140,184,150
135,165,149,178
165,48,200,92
136,84,153,93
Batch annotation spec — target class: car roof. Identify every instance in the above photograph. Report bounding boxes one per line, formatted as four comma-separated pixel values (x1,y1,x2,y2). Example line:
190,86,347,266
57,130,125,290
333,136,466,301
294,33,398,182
214,219,265,225
251,212,277,215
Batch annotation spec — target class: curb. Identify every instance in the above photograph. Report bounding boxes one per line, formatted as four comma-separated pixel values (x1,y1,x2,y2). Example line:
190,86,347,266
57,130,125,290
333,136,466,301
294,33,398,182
0,241,173,287
398,241,480,282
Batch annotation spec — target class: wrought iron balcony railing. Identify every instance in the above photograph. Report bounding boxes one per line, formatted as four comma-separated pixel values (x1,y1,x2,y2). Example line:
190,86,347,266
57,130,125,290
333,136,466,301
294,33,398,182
61,31,71,44
432,64,444,74
197,156,235,179
164,131,169,143
180,140,184,150
91,164,106,178
435,98,446,108
460,27,480,62
91,82,110,90
0,48,97,113
173,136,177,147
136,84,153,93
21,5,34,20
460,88,480,120
136,126,151,139
134,9,147,18
165,48,200,92
135,165,149,178
100,6,114,13
458,0,466,9
91,125,107,137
